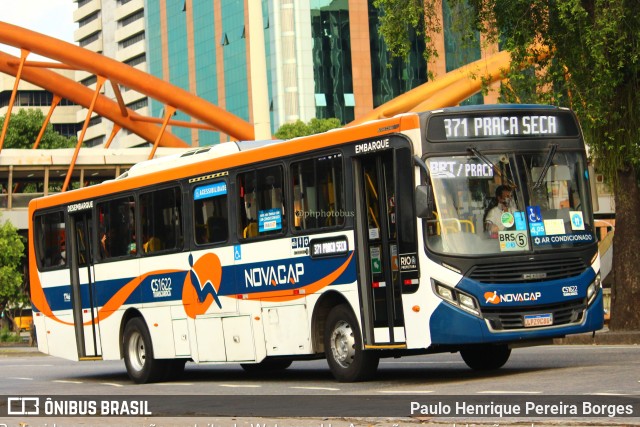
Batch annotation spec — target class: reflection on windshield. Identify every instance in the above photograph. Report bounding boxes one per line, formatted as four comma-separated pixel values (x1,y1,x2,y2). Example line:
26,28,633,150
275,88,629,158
425,152,595,256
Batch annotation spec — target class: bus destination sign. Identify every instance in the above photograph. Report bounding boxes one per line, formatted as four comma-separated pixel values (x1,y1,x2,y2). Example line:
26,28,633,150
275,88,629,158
427,111,579,142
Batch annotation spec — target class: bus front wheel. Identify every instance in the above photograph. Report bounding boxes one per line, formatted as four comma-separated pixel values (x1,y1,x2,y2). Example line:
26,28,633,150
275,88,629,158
324,304,379,382
123,317,167,384
460,344,511,370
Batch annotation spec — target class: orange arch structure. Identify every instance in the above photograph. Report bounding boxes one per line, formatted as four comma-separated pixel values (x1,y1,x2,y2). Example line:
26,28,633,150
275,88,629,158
0,22,255,142
347,50,513,127
0,22,258,190
0,22,538,191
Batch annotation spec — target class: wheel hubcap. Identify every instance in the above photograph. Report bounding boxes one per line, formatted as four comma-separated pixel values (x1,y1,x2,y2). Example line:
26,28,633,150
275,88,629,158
127,331,145,372
330,320,355,368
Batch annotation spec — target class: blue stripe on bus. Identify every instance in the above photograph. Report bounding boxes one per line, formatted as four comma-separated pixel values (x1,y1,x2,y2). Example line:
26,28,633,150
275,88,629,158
40,252,357,312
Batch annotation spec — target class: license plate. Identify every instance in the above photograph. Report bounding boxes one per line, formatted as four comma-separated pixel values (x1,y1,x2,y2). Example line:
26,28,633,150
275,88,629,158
524,313,553,327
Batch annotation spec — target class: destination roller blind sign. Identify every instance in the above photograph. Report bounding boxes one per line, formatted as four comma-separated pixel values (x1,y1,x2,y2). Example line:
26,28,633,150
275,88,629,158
427,111,580,142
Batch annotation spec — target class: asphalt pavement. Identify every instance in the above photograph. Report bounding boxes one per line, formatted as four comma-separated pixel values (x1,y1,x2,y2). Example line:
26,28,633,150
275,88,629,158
1,326,638,359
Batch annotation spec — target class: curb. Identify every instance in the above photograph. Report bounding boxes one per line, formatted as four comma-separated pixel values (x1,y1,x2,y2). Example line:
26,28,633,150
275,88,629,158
0,342,43,357
555,330,640,345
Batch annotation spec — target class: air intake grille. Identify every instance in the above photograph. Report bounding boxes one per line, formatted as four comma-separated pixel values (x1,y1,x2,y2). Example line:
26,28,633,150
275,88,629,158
468,258,587,283
483,300,586,330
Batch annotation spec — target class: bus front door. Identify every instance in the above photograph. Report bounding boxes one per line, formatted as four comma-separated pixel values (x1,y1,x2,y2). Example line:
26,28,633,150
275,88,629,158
68,210,102,359
353,150,407,347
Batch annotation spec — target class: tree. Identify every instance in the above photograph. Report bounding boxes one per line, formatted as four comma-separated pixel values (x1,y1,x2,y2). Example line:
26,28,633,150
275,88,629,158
0,216,26,331
0,109,76,149
374,0,640,330
275,118,342,139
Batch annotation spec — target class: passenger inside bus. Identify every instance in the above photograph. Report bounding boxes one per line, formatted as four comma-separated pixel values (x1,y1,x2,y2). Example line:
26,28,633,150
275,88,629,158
483,185,515,238
143,235,163,253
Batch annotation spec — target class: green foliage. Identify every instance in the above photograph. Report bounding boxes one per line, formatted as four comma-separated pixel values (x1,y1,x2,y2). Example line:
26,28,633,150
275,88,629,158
374,0,443,78
0,109,76,149
0,217,26,318
469,0,640,187
374,0,640,187
275,118,342,139
374,0,426,58
0,325,22,342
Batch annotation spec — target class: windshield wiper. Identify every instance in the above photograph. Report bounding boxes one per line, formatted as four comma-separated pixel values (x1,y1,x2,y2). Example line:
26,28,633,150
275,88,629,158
467,146,516,188
533,144,558,189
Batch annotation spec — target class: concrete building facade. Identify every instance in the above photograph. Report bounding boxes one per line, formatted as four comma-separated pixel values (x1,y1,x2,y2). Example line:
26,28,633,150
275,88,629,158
0,71,82,139
72,0,501,147
73,0,150,148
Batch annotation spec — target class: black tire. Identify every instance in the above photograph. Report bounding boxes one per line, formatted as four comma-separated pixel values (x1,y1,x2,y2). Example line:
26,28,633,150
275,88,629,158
123,317,167,384
324,304,379,382
241,359,292,373
460,344,511,370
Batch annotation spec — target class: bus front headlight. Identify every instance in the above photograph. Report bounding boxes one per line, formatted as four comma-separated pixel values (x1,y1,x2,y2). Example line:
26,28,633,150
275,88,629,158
458,293,480,315
433,281,481,317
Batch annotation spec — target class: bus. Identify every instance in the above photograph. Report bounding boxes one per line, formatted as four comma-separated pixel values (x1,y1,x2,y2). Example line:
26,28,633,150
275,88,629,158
28,104,604,383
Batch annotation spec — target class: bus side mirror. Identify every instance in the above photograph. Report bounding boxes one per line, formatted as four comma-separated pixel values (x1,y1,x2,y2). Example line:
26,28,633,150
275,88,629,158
415,185,434,219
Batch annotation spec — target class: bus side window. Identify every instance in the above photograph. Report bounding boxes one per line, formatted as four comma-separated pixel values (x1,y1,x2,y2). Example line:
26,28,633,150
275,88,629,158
34,211,66,269
291,154,344,231
140,186,183,255
97,196,136,260
193,181,229,246
238,166,285,239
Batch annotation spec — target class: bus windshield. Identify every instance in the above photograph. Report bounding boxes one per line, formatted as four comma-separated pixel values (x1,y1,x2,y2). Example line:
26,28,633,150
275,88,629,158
426,150,595,256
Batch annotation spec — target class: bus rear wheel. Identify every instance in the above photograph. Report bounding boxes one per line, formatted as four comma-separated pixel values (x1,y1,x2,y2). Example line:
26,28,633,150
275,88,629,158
123,317,167,384
324,304,378,382
460,344,511,370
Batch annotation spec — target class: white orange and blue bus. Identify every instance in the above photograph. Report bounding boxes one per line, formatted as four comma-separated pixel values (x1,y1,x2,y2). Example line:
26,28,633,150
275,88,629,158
28,104,604,383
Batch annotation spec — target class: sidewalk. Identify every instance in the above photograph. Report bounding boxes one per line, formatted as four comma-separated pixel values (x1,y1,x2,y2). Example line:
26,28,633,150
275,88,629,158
555,325,640,345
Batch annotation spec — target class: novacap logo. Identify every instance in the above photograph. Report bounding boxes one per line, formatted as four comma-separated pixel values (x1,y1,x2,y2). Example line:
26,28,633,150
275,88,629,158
484,290,542,304
182,253,223,318
244,263,305,288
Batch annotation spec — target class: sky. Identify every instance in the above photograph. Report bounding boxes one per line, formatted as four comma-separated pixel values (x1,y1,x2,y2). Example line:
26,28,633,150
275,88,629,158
1,0,76,60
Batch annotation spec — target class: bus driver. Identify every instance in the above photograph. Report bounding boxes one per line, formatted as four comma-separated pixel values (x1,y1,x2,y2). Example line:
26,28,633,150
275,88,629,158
483,185,514,238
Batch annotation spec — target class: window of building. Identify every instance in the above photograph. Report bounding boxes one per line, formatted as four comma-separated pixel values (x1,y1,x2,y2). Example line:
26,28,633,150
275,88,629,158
79,32,100,47
126,98,148,111
34,211,66,269
84,136,105,147
79,12,100,28
119,10,144,27
310,1,354,124
193,181,228,245
139,187,183,255
124,53,146,67
88,116,102,127
119,31,145,49
52,123,81,137
97,196,136,260
291,154,344,231
238,166,285,239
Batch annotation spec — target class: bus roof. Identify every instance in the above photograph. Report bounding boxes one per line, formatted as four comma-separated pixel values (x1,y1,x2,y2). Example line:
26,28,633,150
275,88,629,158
28,113,421,212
